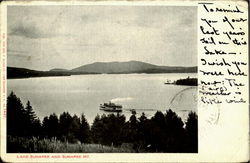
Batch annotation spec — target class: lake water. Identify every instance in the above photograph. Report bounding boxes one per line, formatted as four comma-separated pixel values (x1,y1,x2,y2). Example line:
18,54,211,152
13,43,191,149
7,73,197,124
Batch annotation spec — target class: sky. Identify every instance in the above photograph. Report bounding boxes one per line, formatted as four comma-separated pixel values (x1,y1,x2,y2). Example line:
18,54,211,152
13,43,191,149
7,5,197,71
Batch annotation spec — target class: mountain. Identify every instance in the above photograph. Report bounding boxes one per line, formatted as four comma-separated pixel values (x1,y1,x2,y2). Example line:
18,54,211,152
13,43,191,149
71,61,197,74
50,68,68,72
7,61,197,79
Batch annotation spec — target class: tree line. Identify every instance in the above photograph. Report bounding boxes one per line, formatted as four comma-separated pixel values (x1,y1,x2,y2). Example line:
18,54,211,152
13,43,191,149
175,77,197,86
7,91,197,152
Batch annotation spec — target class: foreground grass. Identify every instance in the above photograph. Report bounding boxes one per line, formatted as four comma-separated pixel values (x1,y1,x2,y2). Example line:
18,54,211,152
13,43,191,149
7,136,135,153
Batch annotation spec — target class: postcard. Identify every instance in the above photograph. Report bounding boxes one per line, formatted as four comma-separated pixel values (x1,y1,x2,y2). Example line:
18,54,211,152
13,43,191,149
0,0,248,162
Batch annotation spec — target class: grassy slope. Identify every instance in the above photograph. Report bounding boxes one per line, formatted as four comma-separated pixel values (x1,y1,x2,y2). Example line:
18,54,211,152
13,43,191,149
7,136,135,153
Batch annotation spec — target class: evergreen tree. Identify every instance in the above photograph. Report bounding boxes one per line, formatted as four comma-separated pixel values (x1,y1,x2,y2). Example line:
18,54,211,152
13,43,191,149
69,114,81,143
7,92,41,138
7,91,25,136
79,113,91,143
137,112,149,150
32,118,42,137
42,113,59,138
42,116,50,138
107,113,126,146
25,101,37,123
91,114,103,144
164,109,185,152
150,111,166,151
128,114,138,143
152,111,166,128
49,113,59,138
91,114,126,146
185,111,198,152
24,101,37,137
138,112,147,122
59,112,73,142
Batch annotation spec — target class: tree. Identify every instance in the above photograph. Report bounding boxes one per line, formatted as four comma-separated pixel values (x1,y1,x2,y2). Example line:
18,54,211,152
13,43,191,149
128,114,138,143
42,116,50,138
25,101,37,123
91,113,126,146
42,113,59,138
7,91,25,136
164,109,185,152
79,113,90,143
152,111,166,127
24,101,37,137
91,114,104,144
185,111,198,152
138,112,147,122
110,113,126,146
150,111,166,151
7,92,41,138
137,112,150,151
69,114,81,143
32,118,42,137
59,112,73,142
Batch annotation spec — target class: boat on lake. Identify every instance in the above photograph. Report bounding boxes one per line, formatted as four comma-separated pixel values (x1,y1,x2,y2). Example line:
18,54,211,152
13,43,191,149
100,101,123,112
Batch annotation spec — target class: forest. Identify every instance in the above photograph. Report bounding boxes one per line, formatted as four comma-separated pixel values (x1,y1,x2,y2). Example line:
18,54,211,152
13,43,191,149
7,91,197,153
175,77,198,86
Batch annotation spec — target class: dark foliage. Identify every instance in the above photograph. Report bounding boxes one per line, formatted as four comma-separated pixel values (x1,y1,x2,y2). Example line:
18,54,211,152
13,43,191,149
7,92,41,137
184,111,198,152
7,67,71,79
79,114,91,143
41,112,91,144
42,113,59,138
90,110,198,153
175,77,198,86
91,113,126,146
7,92,198,153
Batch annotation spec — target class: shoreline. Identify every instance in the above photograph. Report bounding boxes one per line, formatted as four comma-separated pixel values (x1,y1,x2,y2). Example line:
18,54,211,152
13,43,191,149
7,72,198,80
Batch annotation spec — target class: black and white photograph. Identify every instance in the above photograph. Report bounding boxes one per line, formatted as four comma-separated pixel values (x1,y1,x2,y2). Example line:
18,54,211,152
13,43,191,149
6,5,198,153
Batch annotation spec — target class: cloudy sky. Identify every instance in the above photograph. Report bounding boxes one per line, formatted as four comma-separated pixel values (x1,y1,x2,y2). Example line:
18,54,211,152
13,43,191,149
8,6,197,71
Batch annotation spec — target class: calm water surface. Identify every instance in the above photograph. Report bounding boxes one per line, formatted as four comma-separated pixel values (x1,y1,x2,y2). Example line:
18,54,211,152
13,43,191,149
7,73,197,124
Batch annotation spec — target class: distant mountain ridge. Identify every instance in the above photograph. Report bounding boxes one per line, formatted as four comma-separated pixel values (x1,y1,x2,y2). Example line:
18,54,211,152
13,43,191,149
70,61,197,74
8,61,197,79
7,67,71,79
50,68,69,72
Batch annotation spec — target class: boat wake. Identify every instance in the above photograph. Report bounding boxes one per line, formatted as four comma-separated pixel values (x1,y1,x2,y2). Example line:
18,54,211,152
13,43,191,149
110,97,134,103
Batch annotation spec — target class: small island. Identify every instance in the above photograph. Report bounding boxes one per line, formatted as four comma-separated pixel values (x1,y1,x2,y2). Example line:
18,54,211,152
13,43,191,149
165,77,198,86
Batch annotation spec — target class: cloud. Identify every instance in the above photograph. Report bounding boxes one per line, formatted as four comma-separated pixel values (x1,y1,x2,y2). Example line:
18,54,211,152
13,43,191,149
8,7,68,39
10,23,47,39
7,6,197,70
9,20,67,39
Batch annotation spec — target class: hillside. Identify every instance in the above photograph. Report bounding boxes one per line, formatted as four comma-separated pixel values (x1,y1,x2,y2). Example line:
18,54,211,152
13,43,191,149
71,61,197,74
8,61,197,79
7,67,71,79
50,68,69,72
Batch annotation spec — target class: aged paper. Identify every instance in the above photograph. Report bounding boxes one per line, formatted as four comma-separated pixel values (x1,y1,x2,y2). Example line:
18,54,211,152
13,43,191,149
0,1,249,162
